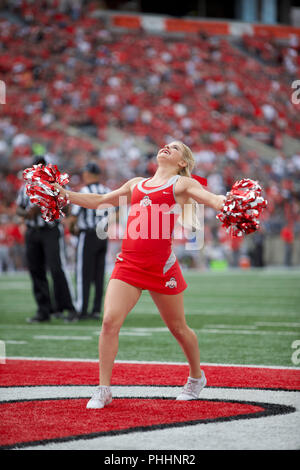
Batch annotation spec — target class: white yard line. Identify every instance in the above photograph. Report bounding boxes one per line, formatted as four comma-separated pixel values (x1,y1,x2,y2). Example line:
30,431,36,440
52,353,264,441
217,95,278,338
33,335,93,341
3,356,300,370
255,321,300,328
1,324,299,338
4,340,27,344
199,328,299,336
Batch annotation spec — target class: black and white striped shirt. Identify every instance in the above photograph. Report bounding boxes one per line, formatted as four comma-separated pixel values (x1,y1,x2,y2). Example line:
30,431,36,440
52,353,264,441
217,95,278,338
16,185,58,228
71,183,111,232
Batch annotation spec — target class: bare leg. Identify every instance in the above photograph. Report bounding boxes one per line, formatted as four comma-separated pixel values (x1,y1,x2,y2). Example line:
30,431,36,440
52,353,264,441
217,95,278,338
150,291,201,378
99,279,142,385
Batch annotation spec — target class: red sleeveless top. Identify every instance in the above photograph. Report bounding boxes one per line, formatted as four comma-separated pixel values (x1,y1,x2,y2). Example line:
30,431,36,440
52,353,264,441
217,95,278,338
110,175,188,294
122,175,180,255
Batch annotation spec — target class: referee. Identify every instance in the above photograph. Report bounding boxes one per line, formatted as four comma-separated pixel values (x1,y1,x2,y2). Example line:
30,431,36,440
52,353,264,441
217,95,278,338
69,162,110,320
16,156,77,323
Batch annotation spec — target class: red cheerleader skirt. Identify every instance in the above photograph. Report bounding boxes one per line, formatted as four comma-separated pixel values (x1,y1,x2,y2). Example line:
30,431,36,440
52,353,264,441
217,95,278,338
110,249,187,295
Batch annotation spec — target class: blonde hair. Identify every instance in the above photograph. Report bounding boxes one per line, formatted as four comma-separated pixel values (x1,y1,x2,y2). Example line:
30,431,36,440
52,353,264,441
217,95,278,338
175,142,202,232
177,142,195,177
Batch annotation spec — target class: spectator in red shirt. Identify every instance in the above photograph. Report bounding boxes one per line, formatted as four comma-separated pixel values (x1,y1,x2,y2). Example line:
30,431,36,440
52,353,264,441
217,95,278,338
280,224,294,266
0,214,14,272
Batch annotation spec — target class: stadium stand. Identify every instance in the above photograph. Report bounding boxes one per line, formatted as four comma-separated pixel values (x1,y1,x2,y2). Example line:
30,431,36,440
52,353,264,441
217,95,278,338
0,0,299,271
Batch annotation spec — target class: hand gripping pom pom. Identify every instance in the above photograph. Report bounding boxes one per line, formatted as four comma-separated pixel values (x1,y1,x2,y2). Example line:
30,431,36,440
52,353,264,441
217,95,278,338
216,178,268,238
23,164,70,222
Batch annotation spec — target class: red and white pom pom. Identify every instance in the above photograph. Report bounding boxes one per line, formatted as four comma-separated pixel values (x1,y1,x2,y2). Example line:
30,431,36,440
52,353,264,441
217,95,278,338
216,178,268,238
23,163,70,222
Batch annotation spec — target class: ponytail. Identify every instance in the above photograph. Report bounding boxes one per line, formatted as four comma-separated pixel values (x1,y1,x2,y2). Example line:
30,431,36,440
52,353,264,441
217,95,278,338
175,142,202,232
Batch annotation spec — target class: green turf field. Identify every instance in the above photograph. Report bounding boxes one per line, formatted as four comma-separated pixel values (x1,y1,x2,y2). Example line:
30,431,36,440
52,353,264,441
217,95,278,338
0,269,299,367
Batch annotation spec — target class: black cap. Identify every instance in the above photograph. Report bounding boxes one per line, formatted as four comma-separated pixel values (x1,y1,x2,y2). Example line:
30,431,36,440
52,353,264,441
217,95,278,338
83,162,101,174
33,155,46,166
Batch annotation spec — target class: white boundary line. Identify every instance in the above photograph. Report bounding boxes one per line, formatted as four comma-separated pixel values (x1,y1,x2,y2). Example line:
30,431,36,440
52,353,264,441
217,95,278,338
4,356,300,370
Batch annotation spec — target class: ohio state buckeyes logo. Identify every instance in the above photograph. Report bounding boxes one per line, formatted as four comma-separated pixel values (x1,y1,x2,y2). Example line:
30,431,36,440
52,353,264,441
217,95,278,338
165,277,177,288
0,359,299,449
140,195,152,207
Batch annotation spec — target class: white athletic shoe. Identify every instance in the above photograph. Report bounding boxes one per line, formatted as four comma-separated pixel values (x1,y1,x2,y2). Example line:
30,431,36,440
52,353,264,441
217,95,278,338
176,371,207,400
86,386,112,409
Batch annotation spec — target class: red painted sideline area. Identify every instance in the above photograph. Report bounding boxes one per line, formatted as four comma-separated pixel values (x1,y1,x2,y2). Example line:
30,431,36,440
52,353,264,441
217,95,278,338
1,359,299,390
0,398,264,447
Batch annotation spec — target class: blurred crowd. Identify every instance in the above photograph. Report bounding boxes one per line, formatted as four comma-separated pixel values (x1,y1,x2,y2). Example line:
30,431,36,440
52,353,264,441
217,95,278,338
0,0,299,272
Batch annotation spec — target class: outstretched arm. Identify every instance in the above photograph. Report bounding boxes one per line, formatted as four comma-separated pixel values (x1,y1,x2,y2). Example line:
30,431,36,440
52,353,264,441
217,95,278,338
54,177,143,210
176,176,226,211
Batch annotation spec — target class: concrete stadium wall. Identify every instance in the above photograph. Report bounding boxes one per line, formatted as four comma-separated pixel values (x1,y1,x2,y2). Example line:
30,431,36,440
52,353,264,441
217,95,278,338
93,11,300,38
264,235,300,266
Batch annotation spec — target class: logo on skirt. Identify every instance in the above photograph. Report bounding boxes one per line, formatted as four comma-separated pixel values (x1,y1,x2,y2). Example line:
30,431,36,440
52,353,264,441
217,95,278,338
165,277,177,288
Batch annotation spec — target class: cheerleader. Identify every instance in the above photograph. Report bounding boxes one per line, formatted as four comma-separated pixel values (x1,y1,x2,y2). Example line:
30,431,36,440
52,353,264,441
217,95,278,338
55,141,226,409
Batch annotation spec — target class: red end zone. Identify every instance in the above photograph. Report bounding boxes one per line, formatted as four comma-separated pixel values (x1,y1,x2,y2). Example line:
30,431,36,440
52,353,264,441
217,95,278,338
1,359,300,390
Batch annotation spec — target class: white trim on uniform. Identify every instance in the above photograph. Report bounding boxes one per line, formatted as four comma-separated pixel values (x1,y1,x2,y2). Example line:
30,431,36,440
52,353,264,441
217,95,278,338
137,175,180,195
163,251,176,274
